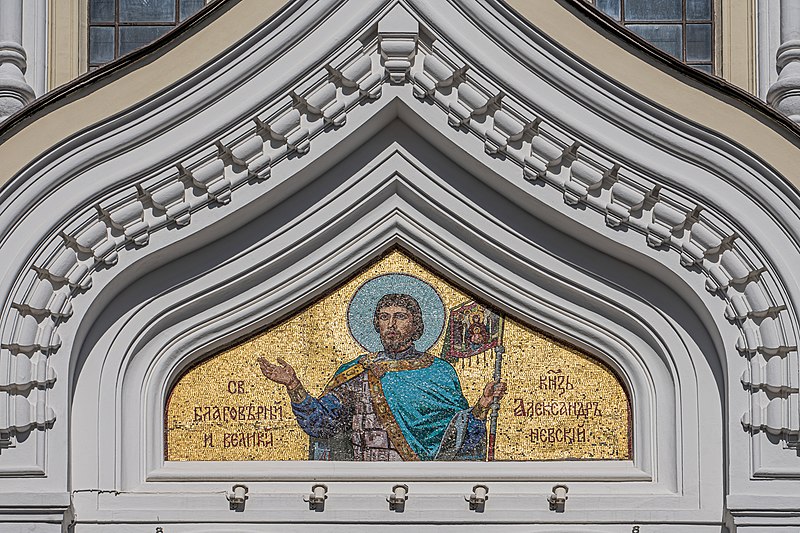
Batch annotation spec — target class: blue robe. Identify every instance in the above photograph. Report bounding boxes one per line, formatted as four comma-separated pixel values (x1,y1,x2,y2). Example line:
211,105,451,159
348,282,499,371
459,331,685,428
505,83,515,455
292,349,486,460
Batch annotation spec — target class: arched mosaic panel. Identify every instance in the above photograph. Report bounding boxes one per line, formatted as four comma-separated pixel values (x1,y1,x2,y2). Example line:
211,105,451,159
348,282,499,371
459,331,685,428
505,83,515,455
165,249,631,461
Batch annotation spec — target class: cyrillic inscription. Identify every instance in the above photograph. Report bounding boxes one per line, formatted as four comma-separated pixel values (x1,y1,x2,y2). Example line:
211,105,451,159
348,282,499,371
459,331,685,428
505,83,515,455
165,250,631,461
192,403,283,423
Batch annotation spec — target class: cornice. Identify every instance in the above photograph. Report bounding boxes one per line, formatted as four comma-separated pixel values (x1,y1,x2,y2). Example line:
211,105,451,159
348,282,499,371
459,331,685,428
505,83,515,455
540,0,800,139
3,0,800,185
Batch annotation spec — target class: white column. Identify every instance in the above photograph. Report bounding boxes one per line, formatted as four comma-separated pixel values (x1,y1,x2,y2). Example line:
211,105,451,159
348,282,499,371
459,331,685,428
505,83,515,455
0,0,36,121
22,0,48,96
767,0,800,122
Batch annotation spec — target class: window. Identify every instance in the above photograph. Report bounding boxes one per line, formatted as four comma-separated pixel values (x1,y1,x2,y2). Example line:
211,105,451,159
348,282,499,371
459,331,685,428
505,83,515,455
590,0,714,74
88,0,206,69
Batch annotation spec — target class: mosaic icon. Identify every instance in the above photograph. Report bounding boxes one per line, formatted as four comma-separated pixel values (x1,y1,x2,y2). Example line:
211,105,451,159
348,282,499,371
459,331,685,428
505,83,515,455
164,250,631,462
260,274,506,461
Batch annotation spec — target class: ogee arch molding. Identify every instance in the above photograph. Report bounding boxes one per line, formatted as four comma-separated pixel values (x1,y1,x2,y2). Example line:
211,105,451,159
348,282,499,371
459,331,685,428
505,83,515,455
0,0,798,530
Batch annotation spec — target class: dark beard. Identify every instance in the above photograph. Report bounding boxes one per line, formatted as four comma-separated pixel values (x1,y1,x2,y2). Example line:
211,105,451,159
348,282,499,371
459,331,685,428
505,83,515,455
380,332,413,353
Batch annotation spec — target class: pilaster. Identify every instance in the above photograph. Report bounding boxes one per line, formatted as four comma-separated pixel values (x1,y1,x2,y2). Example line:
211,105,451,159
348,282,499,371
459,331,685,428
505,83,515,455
720,0,758,96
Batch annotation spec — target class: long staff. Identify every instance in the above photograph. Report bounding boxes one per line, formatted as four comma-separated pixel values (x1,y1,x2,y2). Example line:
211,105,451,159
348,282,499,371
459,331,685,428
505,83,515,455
487,344,504,461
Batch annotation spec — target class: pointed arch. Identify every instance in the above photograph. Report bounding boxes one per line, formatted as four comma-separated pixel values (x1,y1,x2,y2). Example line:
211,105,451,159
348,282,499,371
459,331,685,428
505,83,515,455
0,0,799,529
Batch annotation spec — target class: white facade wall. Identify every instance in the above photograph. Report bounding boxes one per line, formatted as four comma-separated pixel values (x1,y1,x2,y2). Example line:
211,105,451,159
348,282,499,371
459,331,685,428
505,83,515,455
0,0,800,531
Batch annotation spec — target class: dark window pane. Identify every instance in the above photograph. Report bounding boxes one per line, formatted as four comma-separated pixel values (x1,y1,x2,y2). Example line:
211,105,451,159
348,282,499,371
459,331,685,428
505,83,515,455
595,0,621,20
686,24,712,61
180,0,205,21
692,64,713,74
626,24,683,59
89,0,115,23
119,25,171,55
119,0,175,22
687,0,712,20
89,26,115,64
625,0,681,21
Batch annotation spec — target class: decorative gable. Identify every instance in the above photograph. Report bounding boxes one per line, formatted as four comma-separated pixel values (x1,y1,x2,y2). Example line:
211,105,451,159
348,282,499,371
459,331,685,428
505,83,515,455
1,0,800,529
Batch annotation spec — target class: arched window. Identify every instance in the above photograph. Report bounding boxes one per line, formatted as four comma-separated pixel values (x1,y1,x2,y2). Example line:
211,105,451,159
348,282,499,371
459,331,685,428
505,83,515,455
88,0,206,69
591,0,714,73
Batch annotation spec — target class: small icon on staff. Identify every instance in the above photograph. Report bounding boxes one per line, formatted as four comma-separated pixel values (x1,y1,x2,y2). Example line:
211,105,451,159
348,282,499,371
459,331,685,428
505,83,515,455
441,300,507,461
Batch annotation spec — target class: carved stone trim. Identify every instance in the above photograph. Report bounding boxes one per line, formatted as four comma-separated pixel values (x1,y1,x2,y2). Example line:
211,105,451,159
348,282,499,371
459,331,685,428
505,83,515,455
0,0,796,451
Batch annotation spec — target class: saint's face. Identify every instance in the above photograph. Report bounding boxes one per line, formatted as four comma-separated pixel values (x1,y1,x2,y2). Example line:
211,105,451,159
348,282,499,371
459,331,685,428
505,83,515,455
376,305,416,352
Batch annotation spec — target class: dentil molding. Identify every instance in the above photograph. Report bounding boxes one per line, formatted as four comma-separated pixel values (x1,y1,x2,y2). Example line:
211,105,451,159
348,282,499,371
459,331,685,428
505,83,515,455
0,0,798,466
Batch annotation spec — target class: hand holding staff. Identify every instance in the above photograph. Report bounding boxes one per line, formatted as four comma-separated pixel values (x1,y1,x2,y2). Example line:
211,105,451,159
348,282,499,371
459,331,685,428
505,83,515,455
478,380,508,408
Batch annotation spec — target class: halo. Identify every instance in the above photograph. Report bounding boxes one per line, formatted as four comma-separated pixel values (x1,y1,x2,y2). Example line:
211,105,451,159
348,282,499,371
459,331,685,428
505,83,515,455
347,273,445,353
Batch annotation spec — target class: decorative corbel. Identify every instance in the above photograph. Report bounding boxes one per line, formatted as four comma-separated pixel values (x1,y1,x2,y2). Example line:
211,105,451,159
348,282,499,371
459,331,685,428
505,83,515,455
378,4,419,84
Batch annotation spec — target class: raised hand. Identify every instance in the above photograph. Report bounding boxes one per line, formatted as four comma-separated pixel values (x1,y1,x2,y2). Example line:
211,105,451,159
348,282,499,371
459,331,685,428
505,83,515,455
478,380,507,408
258,356,300,389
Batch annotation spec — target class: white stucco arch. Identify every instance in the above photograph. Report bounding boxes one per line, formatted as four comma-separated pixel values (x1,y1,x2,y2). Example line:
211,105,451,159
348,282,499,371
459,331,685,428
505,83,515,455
68,123,715,526
0,0,799,530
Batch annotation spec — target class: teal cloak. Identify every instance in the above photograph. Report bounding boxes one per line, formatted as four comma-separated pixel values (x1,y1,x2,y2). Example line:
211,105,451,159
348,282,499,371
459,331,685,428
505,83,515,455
334,355,473,460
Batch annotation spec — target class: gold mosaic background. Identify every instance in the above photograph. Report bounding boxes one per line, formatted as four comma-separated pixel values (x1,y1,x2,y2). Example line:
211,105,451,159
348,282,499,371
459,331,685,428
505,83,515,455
165,250,631,461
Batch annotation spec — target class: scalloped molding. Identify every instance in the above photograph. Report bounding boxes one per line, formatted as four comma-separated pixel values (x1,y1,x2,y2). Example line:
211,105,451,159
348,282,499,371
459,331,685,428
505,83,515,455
0,0,800,529
1,2,796,451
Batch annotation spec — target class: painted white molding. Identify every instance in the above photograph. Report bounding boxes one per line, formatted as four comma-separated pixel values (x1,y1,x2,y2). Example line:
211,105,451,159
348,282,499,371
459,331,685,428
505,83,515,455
0,0,36,120
3,0,795,451
98,144,692,520
1,0,800,529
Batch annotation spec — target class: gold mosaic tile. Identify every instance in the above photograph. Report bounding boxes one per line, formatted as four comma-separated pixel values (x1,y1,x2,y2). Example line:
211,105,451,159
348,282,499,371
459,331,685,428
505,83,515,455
165,249,631,461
